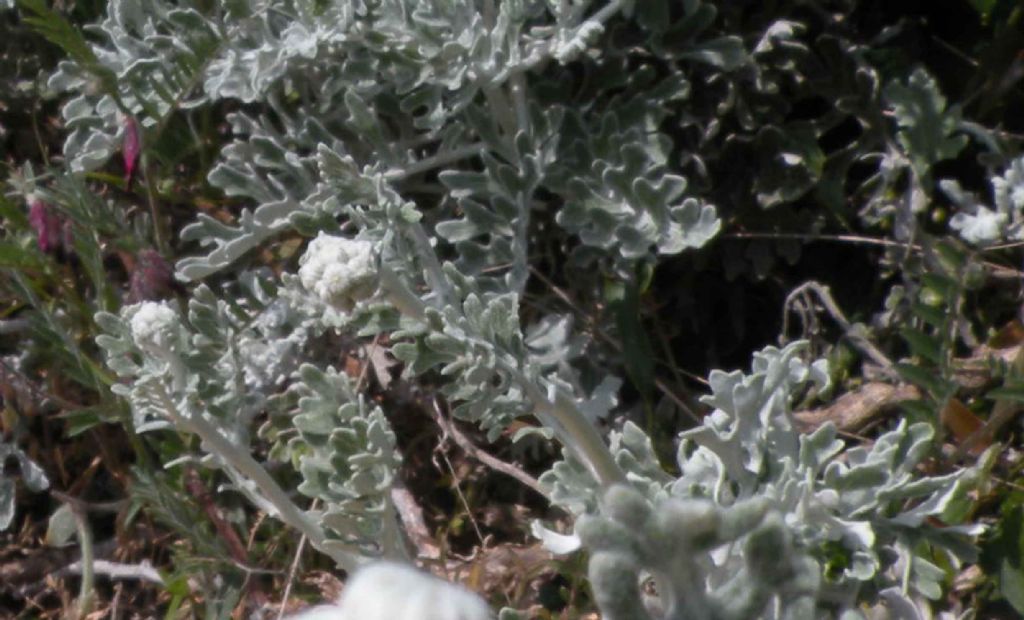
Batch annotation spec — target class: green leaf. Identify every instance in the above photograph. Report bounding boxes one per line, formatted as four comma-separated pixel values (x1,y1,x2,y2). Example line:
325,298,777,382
911,302,947,328
983,503,1024,613
1001,558,1024,613
59,407,109,437
605,277,654,398
162,574,190,620
934,240,969,272
898,399,936,423
678,36,748,71
16,0,119,99
901,327,942,364
0,194,28,228
753,123,826,208
969,0,998,21
634,0,670,33
17,0,95,64
883,68,968,178
0,242,44,270
987,384,1024,403
895,363,947,397
921,273,959,300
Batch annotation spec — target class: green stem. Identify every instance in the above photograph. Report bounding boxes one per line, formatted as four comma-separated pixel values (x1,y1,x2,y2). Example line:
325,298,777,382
142,154,166,254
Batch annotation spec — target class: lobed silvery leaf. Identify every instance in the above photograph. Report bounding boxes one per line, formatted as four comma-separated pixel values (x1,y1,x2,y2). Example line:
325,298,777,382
577,484,819,620
541,342,983,617
550,107,720,261
0,441,50,531
883,68,968,181
437,105,560,293
49,0,221,172
284,364,402,555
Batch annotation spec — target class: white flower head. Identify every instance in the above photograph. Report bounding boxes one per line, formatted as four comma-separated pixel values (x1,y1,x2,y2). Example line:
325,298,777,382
288,561,492,620
949,207,1007,245
992,156,1024,213
298,233,378,312
127,301,181,356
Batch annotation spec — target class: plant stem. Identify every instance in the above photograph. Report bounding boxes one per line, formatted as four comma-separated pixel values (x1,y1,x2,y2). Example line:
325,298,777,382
151,385,365,572
377,265,625,488
142,155,166,254
75,509,94,618
507,365,625,487
386,143,486,181
52,491,95,619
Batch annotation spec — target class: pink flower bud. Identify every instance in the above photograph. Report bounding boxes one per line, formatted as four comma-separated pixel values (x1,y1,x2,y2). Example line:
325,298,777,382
123,116,141,188
28,199,62,254
129,249,174,302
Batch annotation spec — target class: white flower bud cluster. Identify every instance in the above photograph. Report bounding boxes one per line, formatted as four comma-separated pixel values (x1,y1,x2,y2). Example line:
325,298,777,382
128,301,180,357
289,562,491,620
298,233,378,312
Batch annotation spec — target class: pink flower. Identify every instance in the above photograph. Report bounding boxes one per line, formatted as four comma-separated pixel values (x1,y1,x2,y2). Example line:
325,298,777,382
123,116,141,188
28,199,62,254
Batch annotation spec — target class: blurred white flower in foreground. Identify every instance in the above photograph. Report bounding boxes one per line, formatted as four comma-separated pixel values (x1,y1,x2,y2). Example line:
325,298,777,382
288,561,491,620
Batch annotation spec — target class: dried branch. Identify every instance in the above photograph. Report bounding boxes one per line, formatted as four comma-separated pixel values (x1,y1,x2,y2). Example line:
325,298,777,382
430,398,547,499
794,383,920,433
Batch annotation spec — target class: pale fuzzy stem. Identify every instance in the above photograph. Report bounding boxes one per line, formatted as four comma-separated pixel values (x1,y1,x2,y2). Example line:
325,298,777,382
50,490,97,617
380,491,411,560
509,73,530,138
507,365,625,487
378,263,429,323
507,73,532,295
483,86,518,138
408,222,460,308
150,385,365,573
385,143,486,181
74,505,95,617
376,266,625,489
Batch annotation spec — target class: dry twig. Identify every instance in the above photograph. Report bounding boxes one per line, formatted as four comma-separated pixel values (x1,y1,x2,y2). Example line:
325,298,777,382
430,397,546,498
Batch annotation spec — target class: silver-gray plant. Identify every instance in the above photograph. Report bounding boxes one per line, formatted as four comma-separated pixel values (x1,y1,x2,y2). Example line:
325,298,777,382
10,0,986,617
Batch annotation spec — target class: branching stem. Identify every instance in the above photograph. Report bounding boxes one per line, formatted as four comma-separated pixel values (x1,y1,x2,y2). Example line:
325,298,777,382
150,385,365,573
386,143,486,181
376,266,625,488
